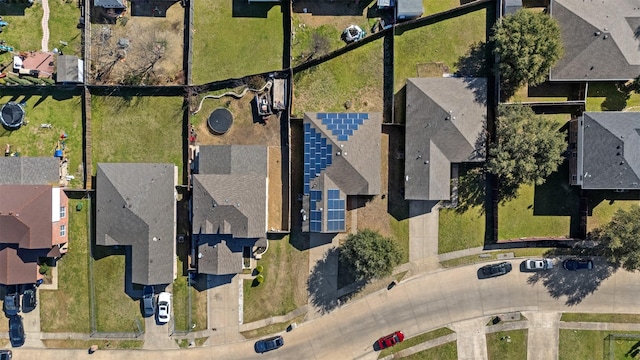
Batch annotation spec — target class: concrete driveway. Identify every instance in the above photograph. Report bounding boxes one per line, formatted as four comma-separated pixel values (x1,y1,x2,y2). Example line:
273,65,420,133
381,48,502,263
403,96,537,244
12,258,639,359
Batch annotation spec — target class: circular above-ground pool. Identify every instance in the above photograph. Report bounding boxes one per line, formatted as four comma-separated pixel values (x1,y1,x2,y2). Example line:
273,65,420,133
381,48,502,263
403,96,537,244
0,102,25,130
207,108,233,135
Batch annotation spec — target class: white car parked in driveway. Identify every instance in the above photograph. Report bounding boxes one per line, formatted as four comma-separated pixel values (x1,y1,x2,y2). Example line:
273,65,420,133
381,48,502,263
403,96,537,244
524,259,553,271
157,292,171,324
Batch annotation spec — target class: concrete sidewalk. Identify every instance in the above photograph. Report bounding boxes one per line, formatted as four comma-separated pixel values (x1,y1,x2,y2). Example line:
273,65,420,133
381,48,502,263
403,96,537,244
523,311,561,360
449,317,488,360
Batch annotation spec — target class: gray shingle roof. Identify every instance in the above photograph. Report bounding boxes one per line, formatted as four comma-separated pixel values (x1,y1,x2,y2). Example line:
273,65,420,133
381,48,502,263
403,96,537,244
56,55,82,83
96,163,176,285
196,145,267,175
550,0,640,81
577,112,640,189
404,78,487,201
195,234,257,275
94,0,126,8
0,157,59,185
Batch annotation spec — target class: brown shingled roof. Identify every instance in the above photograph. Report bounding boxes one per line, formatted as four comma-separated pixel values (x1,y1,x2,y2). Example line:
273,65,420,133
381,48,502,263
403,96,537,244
0,185,53,249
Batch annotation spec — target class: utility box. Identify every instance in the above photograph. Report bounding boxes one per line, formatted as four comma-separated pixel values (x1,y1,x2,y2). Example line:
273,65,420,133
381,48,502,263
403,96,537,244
396,0,423,21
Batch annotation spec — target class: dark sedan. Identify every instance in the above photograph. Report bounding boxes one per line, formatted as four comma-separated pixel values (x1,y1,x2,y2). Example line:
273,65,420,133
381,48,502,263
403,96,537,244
9,315,25,347
21,284,37,313
254,335,284,353
3,286,19,317
563,259,593,271
480,262,513,278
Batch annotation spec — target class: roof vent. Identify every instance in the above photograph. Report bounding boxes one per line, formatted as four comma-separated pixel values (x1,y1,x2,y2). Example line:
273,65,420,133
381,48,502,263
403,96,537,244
595,31,601,36
153,237,159,241
603,35,609,39
198,253,203,259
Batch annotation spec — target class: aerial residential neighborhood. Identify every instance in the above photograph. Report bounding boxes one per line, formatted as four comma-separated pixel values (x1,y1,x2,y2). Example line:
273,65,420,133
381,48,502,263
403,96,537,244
1,0,640,359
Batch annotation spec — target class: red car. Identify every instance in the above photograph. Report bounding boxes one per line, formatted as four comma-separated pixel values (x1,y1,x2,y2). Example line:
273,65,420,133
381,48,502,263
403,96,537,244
377,331,405,350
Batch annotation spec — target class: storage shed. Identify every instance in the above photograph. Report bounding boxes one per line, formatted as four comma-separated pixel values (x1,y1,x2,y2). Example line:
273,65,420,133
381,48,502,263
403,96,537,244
397,0,423,20
56,55,84,84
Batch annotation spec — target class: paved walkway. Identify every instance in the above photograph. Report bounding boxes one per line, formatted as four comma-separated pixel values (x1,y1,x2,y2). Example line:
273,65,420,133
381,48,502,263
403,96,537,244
205,275,244,345
41,0,50,51
449,317,489,360
306,233,342,319
408,200,440,271
524,311,561,360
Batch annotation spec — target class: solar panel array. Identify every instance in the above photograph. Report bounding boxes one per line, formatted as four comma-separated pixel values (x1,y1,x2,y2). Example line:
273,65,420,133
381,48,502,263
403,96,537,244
317,113,369,142
309,190,323,232
303,123,333,195
326,189,345,231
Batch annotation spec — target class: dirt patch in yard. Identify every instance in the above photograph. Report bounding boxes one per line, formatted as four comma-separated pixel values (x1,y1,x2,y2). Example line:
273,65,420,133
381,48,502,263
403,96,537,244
89,3,184,85
268,146,284,231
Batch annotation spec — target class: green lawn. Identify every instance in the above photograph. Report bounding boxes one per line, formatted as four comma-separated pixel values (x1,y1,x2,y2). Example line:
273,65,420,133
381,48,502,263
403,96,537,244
440,248,551,268
0,2,42,65
0,93,84,188
401,341,458,360
293,38,383,115
423,0,461,16
43,339,143,349
379,327,454,358
498,162,580,240
40,199,91,333
48,0,83,57
561,313,640,323
192,0,283,84
172,258,208,332
91,95,184,179
240,314,305,339
559,330,640,360
92,247,145,333
585,82,640,112
291,23,351,66
391,217,410,263
242,235,308,323
588,198,640,232
394,8,486,91
487,330,527,360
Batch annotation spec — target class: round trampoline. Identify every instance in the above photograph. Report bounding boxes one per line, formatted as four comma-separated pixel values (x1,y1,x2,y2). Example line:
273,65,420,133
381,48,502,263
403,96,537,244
0,102,25,130
207,108,233,135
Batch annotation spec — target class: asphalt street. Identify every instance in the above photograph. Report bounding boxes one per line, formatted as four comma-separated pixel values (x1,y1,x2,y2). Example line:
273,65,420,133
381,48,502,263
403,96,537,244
12,257,640,359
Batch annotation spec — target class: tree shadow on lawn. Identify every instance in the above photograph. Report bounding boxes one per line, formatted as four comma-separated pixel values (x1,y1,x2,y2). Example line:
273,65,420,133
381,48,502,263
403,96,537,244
533,161,582,238
233,0,278,18
528,249,617,306
586,190,640,216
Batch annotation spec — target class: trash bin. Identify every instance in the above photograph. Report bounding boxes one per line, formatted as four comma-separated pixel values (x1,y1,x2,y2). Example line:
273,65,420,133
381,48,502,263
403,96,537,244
76,203,83,211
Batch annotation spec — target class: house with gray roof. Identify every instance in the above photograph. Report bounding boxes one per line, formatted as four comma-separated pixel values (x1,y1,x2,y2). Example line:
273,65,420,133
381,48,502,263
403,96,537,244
404,77,487,201
192,145,268,275
550,0,640,81
95,163,177,285
0,157,60,186
94,0,126,9
302,112,381,233
569,112,640,190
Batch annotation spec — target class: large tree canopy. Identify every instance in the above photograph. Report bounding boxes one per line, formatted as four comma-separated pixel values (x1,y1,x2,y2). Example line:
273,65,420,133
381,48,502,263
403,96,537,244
487,105,566,201
592,205,640,271
492,9,563,91
339,229,402,282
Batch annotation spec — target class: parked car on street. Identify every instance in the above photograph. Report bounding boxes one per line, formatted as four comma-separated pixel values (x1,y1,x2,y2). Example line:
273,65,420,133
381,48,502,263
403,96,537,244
377,331,405,350
563,259,593,271
21,284,37,313
524,259,553,271
3,286,19,317
480,262,513,278
9,315,24,347
157,292,171,324
254,335,284,353
0,349,11,360
142,285,155,317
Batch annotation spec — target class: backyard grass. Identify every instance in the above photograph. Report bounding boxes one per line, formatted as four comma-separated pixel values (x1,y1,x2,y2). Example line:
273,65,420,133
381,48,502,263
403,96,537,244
40,199,91,333
487,330,527,360
423,0,462,16
48,0,83,57
0,93,84,188
192,0,283,84
390,217,410,263
378,327,454,358
559,330,640,360
43,339,143,349
91,95,184,179
0,2,43,65
588,197,640,232
561,313,640,323
394,8,486,91
401,341,458,360
498,162,580,240
242,235,308,323
92,246,145,333
292,38,383,115
585,82,640,112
